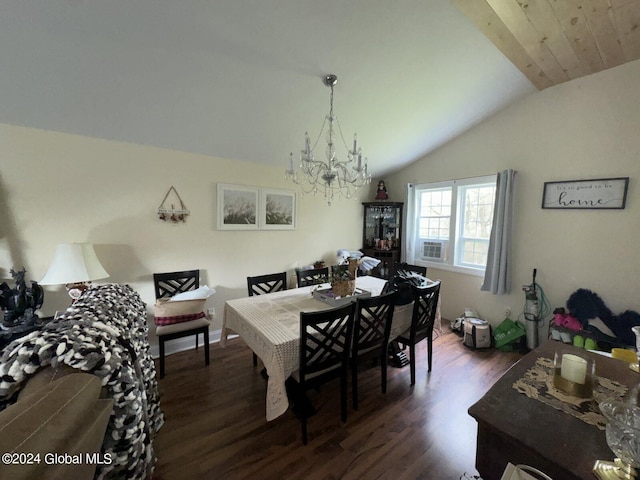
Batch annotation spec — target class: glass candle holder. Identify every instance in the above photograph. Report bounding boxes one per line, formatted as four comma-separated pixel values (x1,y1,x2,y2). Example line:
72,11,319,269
553,348,596,398
593,401,640,479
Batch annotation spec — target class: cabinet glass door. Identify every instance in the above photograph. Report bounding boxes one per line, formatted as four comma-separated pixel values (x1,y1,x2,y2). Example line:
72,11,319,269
364,204,401,249
362,202,403,279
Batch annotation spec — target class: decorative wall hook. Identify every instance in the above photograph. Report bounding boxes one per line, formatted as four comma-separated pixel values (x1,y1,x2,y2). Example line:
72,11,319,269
157,186,189,223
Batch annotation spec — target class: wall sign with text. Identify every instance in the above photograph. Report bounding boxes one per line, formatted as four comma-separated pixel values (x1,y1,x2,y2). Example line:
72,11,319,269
542,177,629,209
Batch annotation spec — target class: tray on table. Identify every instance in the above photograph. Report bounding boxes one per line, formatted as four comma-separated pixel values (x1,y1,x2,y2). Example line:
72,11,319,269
312,287,371,306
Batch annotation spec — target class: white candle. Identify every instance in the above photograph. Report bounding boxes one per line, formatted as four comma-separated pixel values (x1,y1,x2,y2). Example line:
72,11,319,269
561,354,587,384
353,135,357,154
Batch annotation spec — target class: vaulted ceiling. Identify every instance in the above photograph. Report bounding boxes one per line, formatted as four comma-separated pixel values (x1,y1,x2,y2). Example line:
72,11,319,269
1,1,638,178
454,0,640,90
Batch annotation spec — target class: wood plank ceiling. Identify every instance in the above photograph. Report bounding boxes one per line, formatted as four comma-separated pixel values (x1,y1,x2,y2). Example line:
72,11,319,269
452,0,640,90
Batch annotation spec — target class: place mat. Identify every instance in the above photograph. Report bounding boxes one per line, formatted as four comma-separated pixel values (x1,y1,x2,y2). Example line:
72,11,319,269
512,357,628,430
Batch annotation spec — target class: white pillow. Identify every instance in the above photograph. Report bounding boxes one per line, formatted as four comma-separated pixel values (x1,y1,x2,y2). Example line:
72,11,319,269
169,285,216,301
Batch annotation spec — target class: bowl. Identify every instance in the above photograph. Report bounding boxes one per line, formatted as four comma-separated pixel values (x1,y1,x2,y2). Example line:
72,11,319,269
600,401,640,468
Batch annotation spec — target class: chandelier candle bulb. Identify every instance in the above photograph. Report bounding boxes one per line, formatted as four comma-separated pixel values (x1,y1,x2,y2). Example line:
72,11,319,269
561,354,588,384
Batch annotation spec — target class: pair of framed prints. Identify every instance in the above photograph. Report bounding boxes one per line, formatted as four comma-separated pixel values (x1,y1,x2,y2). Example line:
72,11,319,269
217,184,296,230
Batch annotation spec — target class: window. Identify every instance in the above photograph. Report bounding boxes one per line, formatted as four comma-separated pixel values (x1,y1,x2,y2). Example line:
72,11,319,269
408,176,496,275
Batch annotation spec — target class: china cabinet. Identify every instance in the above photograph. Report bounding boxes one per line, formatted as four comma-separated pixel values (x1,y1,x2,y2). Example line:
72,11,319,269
361,202,403,279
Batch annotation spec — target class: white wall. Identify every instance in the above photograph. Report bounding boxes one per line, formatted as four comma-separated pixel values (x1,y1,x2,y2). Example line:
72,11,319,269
383,59,640,330
0,125,365,353
4,58,640,354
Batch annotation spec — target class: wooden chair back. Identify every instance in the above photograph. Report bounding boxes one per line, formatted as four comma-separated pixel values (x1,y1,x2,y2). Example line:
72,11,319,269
293,301,356,444
409,281,441,344
153,270,199,299
396,262,427,277
247,272,287,296
299,302,355,383
296,267,328,287
152,269,208,378
353,291,396,359
351,291,397,410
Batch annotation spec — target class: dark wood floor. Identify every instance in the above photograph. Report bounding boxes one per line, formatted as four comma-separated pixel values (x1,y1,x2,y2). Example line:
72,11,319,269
152,330,523,480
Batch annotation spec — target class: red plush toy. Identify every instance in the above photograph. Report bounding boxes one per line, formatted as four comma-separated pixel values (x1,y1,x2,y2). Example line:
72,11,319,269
553,312,583,332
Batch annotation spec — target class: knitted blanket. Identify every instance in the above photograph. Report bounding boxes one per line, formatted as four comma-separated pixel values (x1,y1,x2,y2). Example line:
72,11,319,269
0,283,164,479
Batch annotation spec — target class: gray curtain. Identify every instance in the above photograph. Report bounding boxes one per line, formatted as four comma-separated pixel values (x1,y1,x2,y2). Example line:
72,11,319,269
481,169,516,294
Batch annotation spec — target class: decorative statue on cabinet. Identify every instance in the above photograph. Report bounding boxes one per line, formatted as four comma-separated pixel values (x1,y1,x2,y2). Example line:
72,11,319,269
375,180,389,200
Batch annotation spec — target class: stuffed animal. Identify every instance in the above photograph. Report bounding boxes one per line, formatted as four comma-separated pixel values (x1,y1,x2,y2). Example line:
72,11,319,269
552,311,582,332
566,288,640,347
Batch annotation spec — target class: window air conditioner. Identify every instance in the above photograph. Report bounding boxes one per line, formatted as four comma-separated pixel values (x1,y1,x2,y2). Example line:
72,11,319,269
421,240,448,261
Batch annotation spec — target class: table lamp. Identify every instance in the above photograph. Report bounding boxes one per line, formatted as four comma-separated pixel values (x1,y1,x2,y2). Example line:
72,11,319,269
40,243,109,301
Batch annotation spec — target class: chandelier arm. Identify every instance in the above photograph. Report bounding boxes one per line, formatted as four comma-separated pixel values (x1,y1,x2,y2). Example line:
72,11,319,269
332,162,368,186
305,164,365,190
291,158,322,186
301,163,324,184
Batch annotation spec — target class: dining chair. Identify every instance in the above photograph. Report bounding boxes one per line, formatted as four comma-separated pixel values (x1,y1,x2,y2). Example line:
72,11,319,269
153,270,211,378
246,272,287,367
395,281,441,385
351,291,397,410
288,302,356,445
395,262,427,278
296,267,328,287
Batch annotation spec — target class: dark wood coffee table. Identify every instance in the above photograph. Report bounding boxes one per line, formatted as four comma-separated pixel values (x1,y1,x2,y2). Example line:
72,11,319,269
468,340,638,480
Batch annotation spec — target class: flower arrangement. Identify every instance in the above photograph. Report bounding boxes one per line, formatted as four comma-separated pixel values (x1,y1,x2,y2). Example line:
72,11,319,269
331,265,352,281
331,259,358,297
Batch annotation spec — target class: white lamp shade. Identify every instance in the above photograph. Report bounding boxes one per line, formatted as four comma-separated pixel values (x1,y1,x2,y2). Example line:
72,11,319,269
40,243,109,285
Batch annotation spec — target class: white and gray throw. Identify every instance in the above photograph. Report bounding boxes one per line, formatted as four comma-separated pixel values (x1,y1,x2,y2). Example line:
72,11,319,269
0,283,164,479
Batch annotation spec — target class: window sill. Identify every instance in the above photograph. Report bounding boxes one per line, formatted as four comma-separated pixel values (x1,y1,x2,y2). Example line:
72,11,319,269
414,260,485,278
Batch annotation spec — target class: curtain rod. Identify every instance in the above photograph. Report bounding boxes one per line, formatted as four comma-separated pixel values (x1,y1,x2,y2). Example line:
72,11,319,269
408,172,498,188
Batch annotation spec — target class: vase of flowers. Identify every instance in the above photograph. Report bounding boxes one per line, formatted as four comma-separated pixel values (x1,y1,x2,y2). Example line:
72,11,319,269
331,260,357,297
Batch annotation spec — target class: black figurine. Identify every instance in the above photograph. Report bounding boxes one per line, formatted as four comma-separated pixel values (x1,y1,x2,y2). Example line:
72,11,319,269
0,268,44,327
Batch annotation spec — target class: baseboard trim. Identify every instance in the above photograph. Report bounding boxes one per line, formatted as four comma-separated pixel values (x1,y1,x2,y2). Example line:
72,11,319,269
149,328,237,359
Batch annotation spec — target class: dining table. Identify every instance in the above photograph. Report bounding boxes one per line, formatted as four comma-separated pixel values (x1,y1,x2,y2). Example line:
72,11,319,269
220,275,440,421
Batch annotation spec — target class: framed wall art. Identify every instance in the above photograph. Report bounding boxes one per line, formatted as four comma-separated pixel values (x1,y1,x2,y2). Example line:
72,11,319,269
217,184,259,230
542,177,629,210
261,188,296,230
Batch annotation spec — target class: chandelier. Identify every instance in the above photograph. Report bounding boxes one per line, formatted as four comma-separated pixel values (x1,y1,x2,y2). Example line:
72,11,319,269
286,74,371,205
